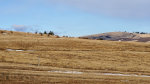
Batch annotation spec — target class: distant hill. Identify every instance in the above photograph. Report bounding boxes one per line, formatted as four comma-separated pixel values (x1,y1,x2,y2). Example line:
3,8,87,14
0,30,59,38
80,32,150,42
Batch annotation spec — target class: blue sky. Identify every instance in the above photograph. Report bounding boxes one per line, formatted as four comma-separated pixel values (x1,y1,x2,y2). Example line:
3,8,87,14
1,0,150,37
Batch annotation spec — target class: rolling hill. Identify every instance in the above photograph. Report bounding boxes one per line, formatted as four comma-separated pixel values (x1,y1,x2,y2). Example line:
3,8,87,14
80,32,150,42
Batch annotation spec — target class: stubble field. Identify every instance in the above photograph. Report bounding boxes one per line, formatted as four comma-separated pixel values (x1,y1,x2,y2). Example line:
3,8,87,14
0,30,150,84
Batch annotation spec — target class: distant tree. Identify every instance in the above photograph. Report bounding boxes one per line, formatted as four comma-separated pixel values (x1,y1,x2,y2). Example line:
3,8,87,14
65,36,68,37
134,32,148,34
48,31,54,35
135,32,140,34
44,31,47,34
35,31,38,34
97,38,104,40
140,32,147,34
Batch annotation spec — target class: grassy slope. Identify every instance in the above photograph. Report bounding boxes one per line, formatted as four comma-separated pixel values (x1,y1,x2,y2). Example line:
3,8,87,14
0,30,150,84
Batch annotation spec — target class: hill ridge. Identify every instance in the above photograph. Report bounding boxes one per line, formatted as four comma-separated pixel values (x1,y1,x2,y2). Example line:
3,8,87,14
80,32,150,42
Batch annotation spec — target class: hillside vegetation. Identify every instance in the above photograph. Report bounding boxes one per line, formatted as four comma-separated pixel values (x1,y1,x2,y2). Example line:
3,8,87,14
0,30,150,84
80,32,150,42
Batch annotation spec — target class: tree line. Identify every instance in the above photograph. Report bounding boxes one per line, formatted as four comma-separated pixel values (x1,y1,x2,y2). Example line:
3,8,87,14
35,31,55,36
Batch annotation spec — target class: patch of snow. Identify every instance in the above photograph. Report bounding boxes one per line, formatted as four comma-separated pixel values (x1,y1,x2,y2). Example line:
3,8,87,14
15,50,24,51
2,33,7,35
103,73,132,76
101,73,150,77
6,49,24,51
63,71,83,74
6,49,34,52
6,49,14,51
118,40,122,42
48,70,150,78
139,75,150,77
48,70,83,74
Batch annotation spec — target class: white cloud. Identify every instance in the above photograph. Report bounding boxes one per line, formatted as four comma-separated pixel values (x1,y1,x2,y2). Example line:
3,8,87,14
12,25,31,32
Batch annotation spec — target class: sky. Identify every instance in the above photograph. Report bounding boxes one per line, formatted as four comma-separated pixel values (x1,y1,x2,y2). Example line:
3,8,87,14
0,0,150,37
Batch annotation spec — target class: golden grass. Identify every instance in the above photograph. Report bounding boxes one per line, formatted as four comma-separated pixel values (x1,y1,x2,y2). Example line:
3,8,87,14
0,30,150,84
137,33,150,37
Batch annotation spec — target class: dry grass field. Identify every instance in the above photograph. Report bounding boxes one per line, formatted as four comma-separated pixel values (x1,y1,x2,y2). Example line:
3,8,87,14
0,30,150,84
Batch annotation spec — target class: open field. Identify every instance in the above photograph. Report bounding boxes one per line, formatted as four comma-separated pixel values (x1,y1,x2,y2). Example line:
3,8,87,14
0,30,150,84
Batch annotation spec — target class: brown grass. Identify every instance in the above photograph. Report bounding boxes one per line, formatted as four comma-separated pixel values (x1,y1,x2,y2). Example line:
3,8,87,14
0,30,150,84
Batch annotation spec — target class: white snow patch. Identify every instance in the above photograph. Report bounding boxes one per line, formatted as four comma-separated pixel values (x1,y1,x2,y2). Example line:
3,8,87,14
2,33,7,35
48,70,150,78
101,73,150,77
6,49,34,52
6,49,24,51
48,70,83,74
15,50,24,51
6,49,15,51
103,73,132,76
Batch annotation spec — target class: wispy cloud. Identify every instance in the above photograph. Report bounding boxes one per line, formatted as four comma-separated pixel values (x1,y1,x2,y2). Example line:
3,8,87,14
12,25,32,32
47,0,150,18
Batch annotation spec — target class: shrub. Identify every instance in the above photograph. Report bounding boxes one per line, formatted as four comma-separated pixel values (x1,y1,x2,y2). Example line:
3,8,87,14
44,31,47,34
35,31,38,34
79,37,89,39
63,36,68,37
48,31,54,35
39,32,43,36
10,31,13,34
0,31,4,34
135,32,140,34
134,32,148,34
140,32,147,34
97,38,103,40
55,35,60,38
